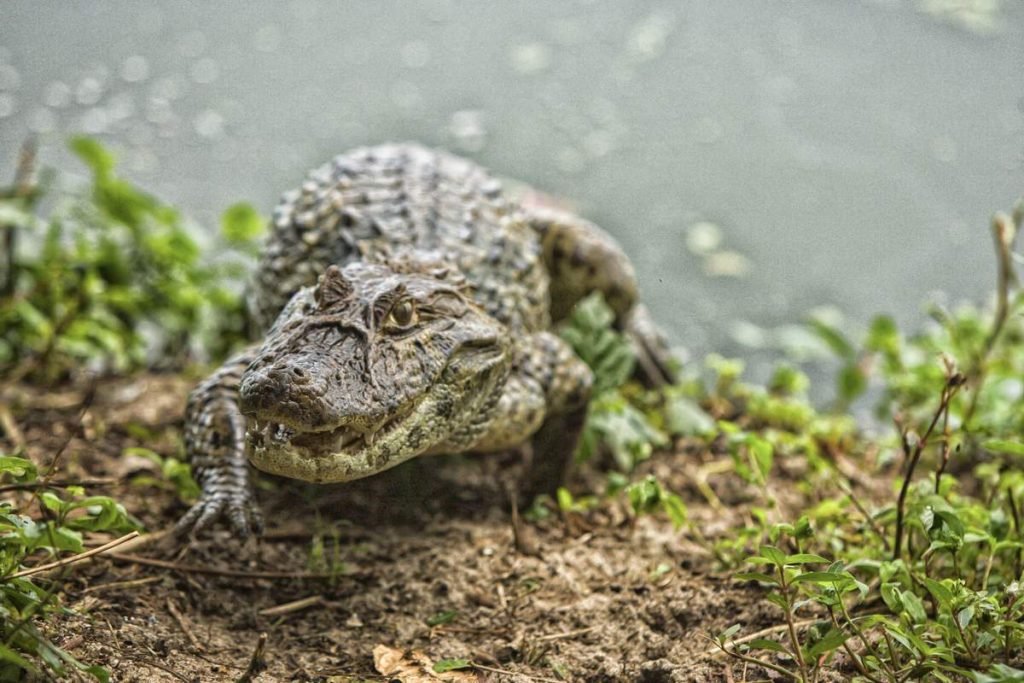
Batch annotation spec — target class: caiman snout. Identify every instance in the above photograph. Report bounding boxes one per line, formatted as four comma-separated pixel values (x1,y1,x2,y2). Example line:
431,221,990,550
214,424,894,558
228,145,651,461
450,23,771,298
238,363,326,426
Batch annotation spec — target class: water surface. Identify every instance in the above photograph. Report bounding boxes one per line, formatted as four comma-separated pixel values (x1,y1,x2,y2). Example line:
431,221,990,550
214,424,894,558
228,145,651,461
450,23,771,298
1,0,1022,364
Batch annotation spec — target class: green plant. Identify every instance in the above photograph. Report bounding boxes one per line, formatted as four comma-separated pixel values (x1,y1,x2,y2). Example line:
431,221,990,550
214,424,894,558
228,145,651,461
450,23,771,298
1,452,138,680
714,543,856,682
0,138,261,382
122,446,200,502
307,528,351,578
0,138,261,679
560,293,670,471
714,201,1024,681
624,475,688,530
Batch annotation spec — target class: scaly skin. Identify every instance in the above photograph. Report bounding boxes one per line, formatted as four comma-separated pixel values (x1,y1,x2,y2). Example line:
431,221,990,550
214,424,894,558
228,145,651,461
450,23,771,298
178,143,672,537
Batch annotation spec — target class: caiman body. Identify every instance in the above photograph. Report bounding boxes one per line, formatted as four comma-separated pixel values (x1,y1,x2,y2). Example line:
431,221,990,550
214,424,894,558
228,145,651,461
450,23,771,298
179,143,671,536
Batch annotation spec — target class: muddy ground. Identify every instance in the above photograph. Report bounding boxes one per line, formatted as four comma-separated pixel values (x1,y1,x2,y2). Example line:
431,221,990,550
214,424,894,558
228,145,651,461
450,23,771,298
1,374,878,682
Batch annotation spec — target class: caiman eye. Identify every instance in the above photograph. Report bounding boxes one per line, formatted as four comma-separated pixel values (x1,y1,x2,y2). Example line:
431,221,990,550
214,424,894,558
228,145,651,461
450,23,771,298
387,300,416,329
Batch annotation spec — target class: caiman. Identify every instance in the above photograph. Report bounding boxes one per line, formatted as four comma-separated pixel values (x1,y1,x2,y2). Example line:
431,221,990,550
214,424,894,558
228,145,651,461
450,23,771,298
178,143,674,536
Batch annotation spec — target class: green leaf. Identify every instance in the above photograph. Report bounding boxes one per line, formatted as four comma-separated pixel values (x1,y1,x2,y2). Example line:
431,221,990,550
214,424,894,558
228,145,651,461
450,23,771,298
807,318,855,360
937,511,966,540
971,664,1024,683
837,363,867,403
900,590,927,623
747,638,786,653
982,439,1024,457
426,610,457,627
220,202,264,245
792,516,813,539
83,665,111,683
561,294,635,393
433,658,472,673
579,391,665,471
768,364,809,396
885,628,914,655
793,572,855,586
806,627,849,658
922,578,954,609
661,493,688,530
664,395,714,436
626,476,663,516
69,137,115,178
0,201,37,229
748,436,774,480
957,605,975,630
784,553,829,565
734,572,778,585
880,582,903,613
39,492,65,514
758,545,786,567
865,314,900,355
718,624,742,641
47,526,85,553
0,642,38,674
0,455,38,482
13,300,52,339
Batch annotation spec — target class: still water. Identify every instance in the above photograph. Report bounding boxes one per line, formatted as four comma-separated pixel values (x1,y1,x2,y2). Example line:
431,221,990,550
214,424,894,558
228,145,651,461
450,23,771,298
1,0,1022,368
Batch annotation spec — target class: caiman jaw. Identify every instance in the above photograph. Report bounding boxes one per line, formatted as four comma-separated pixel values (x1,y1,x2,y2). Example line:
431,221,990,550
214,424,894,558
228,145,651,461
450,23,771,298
244,396,429,483
248,403,414,454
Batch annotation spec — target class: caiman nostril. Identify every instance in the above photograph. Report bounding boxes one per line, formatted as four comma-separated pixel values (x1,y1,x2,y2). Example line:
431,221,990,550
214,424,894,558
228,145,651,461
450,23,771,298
289,366,310,383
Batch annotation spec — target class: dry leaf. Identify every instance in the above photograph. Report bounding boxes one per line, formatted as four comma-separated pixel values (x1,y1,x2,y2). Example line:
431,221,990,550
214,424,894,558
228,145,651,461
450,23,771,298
372,644,478,682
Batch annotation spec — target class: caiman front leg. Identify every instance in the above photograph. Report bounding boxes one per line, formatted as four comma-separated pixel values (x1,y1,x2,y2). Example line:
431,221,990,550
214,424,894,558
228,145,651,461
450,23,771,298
175,345,264,538
526,206,677,386
450,332,594,502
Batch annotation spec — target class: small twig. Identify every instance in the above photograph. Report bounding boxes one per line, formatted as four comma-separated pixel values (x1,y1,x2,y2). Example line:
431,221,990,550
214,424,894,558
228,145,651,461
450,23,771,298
236,632,268,683
107,553,335,580
534,625,598,642
257,594,324,617
693,459,730,512
828,603,885,683
963,211,1018,428
709,637,802,682
2,137,37,299
934,375,957,495
167,597,206,653
0,402,25,450
470,662,564,683
1009,487,1023,580
892,372,963,560
81,575,162,594
983,211,1017,356
952,603,979,662
88,528,166,555
8,531,140,579
130,656,193,683
433,625,510,637
42,383,97,480
777,566,809,681
703,618,822,658
835,476,890,552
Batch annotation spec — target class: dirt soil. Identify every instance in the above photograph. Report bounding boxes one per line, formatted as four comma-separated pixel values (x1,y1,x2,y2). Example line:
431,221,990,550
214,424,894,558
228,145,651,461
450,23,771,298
1,374,869,682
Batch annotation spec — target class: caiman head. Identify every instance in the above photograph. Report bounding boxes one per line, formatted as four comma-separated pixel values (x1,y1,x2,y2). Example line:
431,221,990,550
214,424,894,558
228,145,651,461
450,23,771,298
238,259,510,483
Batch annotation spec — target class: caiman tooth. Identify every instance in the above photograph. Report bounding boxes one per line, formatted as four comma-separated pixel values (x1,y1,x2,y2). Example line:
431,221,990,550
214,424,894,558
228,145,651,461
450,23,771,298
364,429,376,447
